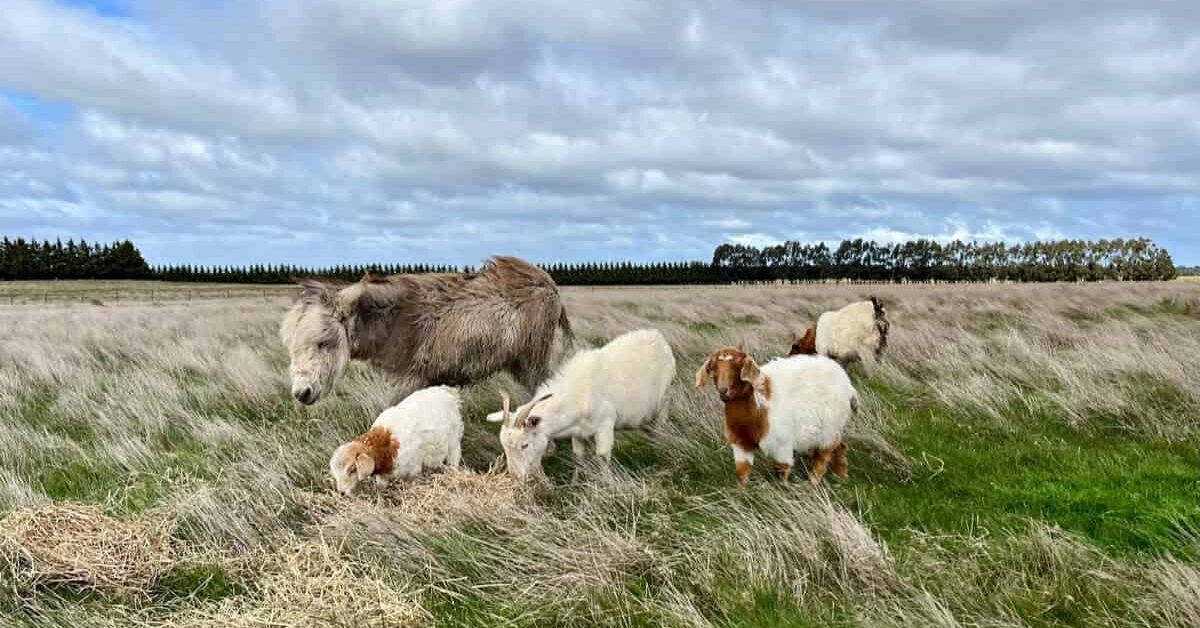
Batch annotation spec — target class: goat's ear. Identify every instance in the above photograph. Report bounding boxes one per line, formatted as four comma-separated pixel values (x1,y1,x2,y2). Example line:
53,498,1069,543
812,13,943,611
354,453,375,481
485,410,505,424
740,357,761,384
694,356,713,388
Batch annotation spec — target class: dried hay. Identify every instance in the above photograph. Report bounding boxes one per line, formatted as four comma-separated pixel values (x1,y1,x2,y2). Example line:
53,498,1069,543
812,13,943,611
305,464,532,530
182,541,429,628
386,464,529,522
0,504,172,593
40,542,429,628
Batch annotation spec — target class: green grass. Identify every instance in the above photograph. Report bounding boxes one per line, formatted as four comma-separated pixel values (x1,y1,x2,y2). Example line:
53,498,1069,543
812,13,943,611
155,562,246,602
842,390,1200,558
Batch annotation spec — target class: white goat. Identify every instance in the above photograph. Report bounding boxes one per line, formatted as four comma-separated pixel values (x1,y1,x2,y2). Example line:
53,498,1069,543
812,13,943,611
790,297,889,363
329,385,463,495
486,328,675,482
696,347,856,486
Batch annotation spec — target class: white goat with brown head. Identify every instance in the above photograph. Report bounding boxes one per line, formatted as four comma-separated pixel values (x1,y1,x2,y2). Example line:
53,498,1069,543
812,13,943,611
696,347,856,486
329,385,463,495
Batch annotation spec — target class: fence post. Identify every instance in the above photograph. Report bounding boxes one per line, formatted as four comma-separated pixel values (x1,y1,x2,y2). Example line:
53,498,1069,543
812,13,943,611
43,291,47,304
151,289,155,303
227,288,231,299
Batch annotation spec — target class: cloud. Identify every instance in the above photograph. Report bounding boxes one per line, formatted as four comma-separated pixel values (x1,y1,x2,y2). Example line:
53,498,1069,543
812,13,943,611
0,0,1197,265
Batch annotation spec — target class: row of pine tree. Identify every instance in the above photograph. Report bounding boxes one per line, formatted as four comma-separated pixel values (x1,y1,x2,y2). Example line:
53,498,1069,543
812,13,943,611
0,235,1179,284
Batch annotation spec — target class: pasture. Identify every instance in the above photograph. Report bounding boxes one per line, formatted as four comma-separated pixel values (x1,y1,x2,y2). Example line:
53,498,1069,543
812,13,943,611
0,282,1198,627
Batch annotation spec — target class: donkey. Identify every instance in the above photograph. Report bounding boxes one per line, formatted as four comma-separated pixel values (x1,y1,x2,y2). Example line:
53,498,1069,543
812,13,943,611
280,256,573,405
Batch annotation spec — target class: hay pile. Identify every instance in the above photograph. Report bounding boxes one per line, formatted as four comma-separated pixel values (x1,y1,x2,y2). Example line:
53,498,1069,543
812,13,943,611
178,542,428,628
306,464,530,530
387,465,528,523
40,542,429,628
0,504,172,593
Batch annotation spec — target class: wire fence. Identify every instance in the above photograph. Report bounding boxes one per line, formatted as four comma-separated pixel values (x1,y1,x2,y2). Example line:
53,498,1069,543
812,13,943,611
0,285,303,305
0,277,1176,306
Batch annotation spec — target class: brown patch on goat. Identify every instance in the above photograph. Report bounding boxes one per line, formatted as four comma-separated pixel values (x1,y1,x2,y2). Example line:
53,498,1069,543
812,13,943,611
356,427,399,477
789,325,817,356
735,461,753,486
832,442,848,479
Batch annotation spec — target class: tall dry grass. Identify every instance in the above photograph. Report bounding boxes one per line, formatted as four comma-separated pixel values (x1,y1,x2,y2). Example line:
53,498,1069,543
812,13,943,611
0,282,1196,626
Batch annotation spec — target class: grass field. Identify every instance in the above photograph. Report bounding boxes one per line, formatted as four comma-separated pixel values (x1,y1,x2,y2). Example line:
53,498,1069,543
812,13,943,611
1,282,1198,627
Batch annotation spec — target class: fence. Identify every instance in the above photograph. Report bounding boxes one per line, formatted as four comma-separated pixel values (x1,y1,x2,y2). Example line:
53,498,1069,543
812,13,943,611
0,285,302,305
0,277,1173,306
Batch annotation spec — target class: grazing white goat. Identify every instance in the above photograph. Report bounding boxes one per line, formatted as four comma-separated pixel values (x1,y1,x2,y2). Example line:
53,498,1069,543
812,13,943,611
329,385,463,495
486,328,675,482
696,347,856,486
790,297,889,364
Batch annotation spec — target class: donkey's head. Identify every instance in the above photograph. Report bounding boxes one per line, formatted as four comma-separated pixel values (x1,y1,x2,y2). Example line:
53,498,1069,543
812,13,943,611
280,280,355,405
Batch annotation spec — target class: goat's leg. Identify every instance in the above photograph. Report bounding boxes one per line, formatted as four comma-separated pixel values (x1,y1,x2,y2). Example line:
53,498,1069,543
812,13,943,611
594,424,616,483
571,436,589,483
831,442,849,479
769,446,793,485
647,396,671,431
732,445,755,487
809,447,833,485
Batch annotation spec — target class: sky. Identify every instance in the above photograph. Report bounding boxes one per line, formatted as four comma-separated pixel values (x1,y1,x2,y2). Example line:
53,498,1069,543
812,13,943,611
1,0,1198,267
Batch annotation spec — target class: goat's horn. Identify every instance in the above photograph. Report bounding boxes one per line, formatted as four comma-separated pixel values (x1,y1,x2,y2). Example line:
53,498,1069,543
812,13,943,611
500,392,512,426
515,393,552,427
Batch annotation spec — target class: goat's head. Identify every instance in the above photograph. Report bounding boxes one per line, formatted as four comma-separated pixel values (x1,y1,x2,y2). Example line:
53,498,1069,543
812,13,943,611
486,392,557,481
328,440,374,496
694,346,761,402
280,280,363,405
789,325,817,356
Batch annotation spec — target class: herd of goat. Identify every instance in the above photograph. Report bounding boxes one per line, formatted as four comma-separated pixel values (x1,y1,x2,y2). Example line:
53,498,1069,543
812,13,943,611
278,256,889,494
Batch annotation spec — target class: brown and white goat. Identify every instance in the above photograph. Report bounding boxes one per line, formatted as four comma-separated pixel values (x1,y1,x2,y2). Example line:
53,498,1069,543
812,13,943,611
790,297,889,363
696,347,856,486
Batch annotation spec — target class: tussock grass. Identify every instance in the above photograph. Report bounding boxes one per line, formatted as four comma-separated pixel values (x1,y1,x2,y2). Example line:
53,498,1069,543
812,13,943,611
0,282,1198,626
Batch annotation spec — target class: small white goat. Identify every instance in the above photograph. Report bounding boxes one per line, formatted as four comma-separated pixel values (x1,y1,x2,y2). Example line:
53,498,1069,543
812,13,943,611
696,347,856,486
790,297,889,363
486,328,675,482
329,385,463,495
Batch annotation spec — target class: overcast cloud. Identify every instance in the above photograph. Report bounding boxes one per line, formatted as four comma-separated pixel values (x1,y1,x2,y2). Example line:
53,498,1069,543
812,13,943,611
1,0,1197,266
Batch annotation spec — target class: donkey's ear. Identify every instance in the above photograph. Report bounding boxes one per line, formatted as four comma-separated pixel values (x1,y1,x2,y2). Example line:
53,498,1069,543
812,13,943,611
298,280,336,307
334,282,368,322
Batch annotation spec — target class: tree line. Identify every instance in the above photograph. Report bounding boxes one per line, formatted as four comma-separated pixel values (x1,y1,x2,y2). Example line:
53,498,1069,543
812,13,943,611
0,235,1178,284
709,237,1177,283
0,237,152,280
